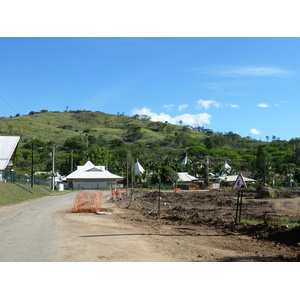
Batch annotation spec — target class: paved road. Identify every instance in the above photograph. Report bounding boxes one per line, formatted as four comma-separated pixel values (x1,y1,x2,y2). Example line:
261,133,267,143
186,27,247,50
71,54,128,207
0,192,76,262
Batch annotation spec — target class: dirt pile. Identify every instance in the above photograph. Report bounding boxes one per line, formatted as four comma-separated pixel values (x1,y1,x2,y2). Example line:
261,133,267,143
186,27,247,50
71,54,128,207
256,184,275,198
115,189,300,249
268,225,300,246
256,185,300,199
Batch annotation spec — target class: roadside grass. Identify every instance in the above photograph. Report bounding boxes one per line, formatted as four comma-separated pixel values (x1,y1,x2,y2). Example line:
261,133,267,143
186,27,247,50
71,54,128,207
273,218,300,227
239,218,262,225
0,182,69,206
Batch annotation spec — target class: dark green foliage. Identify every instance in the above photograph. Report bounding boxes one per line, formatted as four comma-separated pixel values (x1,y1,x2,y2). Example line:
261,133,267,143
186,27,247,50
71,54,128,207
124,125,143,142
62,137,87,152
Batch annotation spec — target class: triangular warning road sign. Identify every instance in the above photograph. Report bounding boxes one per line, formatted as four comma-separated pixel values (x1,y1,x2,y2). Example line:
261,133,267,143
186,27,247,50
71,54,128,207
232,173,248,191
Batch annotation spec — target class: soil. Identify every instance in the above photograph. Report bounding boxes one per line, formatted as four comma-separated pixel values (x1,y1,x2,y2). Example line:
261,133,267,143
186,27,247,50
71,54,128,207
105,189,300,261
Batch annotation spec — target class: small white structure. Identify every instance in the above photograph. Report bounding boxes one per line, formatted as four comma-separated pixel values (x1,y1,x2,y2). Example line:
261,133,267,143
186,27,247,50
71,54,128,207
223,161,232,174
0,136,20,171
177,172,197,183
219,175,256,183
65,161,123,189
181,153,189,165
134,159,145,175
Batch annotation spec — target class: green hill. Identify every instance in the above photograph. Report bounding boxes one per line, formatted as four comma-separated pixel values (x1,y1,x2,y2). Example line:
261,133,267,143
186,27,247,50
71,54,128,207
1,110,300,186
0,110,203,145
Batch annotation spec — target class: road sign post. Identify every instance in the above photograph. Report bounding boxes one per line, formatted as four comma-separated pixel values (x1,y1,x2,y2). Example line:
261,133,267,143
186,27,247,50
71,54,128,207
232,173,248,224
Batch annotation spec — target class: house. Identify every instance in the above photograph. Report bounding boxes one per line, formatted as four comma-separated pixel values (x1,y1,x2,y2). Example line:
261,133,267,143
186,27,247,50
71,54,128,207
177,172,197,183
65,160,123,190
0,136,20,173
219,174,256,183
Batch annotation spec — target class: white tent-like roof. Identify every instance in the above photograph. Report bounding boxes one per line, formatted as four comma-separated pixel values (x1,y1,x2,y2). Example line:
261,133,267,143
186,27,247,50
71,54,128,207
223,161,231,173
66,161,123,180
0,136,20,171
134,159,145,175
177,172,197,182
181,154,189,165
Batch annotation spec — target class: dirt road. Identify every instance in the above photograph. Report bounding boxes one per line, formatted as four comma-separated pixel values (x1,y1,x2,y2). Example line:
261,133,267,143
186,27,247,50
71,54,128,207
0,191,299,261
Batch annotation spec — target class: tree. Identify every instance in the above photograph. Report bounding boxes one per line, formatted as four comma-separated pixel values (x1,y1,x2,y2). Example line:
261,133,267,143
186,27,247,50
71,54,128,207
84,146,111,166
255,146,273,184
204,137,214,150
280,163,296,187
124,125,143,142
63,137,86,152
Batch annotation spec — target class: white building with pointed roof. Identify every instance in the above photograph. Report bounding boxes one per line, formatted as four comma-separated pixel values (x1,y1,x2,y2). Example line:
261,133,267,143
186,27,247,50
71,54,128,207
65,161,123,189
0,136,20,171
223,161,232,174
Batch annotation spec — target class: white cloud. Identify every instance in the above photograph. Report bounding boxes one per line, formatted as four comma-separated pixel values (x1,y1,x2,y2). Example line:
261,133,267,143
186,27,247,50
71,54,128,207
230,104,240,108
163,104,174,111
173,113,211,126
217,66,292,77
196,99,221,110
131,107,212,126
178,104,188,112
257,103,270,108
250,128,261,135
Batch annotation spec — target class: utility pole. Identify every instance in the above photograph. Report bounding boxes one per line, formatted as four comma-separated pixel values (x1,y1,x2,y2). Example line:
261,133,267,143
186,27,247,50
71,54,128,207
51,145,55,190
131,164,134,200
206,156,210,188
126,159,129,195
31,142,34,188
71,149,74,173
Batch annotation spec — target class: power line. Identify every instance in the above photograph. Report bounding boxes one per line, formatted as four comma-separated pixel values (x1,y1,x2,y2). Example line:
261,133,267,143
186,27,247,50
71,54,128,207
0,95,18,115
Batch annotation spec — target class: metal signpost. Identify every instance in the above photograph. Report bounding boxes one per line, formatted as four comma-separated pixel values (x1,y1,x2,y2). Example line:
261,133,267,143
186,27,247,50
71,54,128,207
232,173,248,223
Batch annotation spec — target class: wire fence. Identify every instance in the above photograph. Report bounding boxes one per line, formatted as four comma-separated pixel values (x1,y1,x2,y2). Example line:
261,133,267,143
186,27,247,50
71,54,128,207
0,170,50,186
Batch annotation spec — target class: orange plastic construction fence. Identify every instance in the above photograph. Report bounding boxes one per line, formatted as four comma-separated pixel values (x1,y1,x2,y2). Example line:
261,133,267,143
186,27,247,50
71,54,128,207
189,187,200,190
110,189,127,199
73,191,103,213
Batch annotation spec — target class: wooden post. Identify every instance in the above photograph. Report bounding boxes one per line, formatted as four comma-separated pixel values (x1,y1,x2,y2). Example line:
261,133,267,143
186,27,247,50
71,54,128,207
233,173,248,224
239,191,243,222
235,191,240,224
158,180,161,215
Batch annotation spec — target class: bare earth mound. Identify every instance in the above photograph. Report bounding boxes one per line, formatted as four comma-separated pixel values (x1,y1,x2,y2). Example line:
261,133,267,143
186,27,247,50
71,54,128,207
111,189,300,261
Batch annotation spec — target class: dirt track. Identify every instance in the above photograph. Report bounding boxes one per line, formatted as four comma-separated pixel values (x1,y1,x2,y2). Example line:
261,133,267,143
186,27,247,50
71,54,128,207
61,191,300,262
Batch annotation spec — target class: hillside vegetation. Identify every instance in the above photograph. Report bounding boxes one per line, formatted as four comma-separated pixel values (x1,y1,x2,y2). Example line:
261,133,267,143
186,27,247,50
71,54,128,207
1,110,300,186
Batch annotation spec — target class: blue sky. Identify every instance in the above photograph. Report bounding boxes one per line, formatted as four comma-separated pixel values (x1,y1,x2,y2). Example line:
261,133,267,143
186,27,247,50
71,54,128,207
1,37,300,141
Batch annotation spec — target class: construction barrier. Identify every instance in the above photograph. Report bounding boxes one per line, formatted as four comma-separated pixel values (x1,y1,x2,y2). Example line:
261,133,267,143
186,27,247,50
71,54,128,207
189,187,200,190
110,189,127,199
73,191,103,213
174,188,181,193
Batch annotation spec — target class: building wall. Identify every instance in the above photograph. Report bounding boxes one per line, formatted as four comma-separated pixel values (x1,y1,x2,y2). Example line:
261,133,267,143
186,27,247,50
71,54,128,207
69,179,116,189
